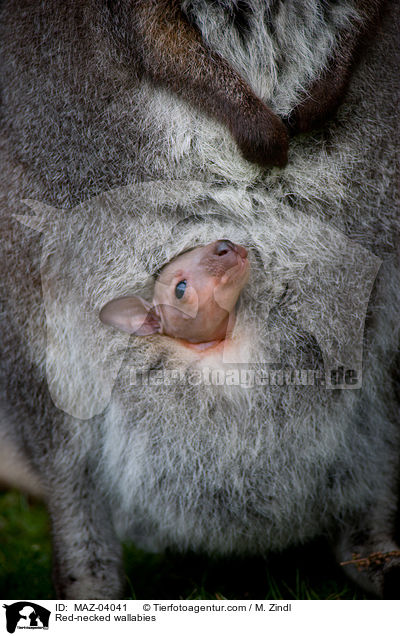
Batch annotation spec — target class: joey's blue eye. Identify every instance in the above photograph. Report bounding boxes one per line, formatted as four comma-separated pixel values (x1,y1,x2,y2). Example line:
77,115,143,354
175,280,187,299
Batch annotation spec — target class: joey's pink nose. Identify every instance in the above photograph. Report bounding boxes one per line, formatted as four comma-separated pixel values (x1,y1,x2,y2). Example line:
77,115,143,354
215,239,248,259
215,239,234,256
235,244,248,259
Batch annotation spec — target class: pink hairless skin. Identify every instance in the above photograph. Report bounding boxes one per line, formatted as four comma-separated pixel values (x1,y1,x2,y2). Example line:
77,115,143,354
100,240,250,351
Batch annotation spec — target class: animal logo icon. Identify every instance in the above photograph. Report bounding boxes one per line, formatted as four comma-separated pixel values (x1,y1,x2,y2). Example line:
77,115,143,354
3,602,50,634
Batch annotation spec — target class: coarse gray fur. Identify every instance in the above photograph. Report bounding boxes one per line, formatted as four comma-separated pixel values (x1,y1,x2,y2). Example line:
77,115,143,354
0,0,399,598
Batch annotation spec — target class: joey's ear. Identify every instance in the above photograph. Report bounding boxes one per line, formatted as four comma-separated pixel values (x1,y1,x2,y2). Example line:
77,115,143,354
100,296,162,336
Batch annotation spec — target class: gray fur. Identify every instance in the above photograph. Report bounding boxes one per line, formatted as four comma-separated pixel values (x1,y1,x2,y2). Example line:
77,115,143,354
0,0,399,598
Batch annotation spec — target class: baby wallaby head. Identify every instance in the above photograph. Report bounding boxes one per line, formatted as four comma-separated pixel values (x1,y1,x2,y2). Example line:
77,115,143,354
100,239,249,348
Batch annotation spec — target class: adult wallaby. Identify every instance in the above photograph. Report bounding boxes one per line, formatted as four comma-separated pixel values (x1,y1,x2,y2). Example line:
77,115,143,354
1,0,399,598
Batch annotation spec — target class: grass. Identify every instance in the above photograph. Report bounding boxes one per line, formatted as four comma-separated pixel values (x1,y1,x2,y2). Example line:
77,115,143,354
0,490,53,599
0,490,367,600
